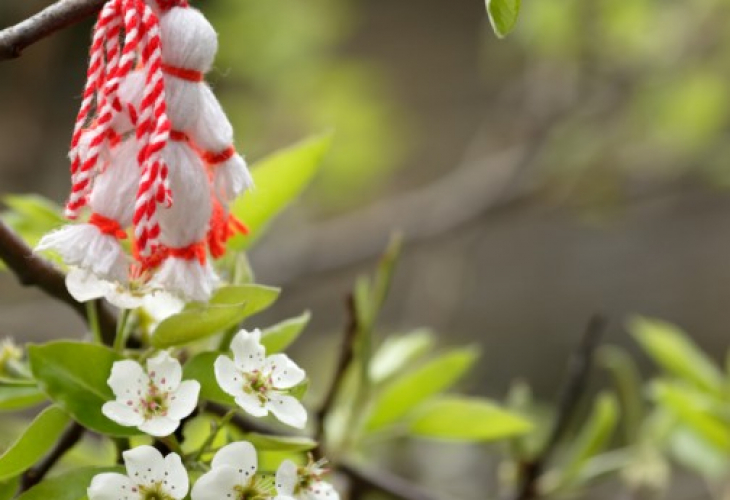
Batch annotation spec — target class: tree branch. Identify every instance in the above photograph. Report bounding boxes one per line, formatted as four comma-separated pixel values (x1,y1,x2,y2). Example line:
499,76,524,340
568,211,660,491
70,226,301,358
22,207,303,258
313,293,358,457
0,0,105,61
0,219,116,344
19,422,85,492
513,314,608,500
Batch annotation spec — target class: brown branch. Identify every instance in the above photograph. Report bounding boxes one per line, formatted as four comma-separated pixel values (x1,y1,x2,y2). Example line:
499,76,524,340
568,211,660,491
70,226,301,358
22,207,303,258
313,293,359,457
0,0,105,61
513,315,608,500
0,219,116,344
19,422,85,492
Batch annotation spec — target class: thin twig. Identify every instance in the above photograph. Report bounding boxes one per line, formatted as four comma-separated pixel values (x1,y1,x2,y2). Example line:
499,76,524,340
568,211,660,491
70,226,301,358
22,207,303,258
313,293,359,457
19,422,85,492
0,0,105,61
0,219,116,344
513,315,608,500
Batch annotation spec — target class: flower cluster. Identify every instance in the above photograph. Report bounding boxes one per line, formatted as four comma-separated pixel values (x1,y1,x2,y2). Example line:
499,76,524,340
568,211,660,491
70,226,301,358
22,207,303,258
89,444,339,500
37,0,252,306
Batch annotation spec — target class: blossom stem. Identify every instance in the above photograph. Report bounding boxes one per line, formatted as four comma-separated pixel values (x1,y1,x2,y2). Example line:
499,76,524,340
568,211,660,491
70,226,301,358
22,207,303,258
191,409,237,463
114,309,132,352
160,435,184,455
86,300,102,344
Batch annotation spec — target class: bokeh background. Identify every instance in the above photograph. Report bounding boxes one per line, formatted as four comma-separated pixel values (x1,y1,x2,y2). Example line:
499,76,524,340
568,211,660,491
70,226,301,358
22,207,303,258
2,0,730,498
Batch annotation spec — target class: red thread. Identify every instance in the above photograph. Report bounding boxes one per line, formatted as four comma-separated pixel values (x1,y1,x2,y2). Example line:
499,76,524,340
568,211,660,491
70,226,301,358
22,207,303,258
207,200,249,258
202,146,235,165
155,0,189,11
89,213,128,240
167,242,207,265
169,130,188,142
162,64,203,82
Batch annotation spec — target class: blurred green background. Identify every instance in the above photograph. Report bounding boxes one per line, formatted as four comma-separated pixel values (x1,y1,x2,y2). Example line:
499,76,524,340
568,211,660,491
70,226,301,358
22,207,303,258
3,0,730,497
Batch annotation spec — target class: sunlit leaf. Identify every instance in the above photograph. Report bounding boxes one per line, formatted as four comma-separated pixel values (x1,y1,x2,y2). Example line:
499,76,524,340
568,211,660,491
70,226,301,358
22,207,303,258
408,396,532,441
261,311,311,353
152,285,279,348
599,345,643,442
365,347,479,431
369,329,435,384
0,385,46,412
16,466,122,500
0,406,70,481
629,316,723,394
557,392,619,488
230,133,333,250
0,477,19,500
651,381,730,452
28,342,137,437
486,0,521,38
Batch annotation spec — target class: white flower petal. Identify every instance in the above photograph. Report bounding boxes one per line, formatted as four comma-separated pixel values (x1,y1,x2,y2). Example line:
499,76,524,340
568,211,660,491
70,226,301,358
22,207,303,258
266,354,306,389
139,416,180,437
275,460,298,496
107,360,149,399
164,452,189,499
123,445,166,486
167,380,200,420
214,355,244,397
102,401,144,427
211,442,257,483
105,287,146,309
303,481,339,500
267,393,307,429
191,466,240,500
143,292,184,322
66,268,108,303
146,351,182,390
230,329,265,371
235,392,268,418
88,472,135,500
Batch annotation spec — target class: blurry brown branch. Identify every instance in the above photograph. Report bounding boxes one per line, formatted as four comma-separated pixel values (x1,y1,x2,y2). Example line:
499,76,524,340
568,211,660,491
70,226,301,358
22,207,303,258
19,422,85,493
513,315,608,500
0,219,116,344
313,293,358,457
0,0,104,60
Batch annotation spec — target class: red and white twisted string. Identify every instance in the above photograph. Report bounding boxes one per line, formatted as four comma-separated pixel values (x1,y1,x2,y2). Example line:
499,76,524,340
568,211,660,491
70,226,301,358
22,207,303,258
66,0,179,259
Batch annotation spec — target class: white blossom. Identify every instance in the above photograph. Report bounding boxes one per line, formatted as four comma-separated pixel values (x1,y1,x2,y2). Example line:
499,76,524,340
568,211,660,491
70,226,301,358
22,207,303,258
214,329,307,428
102,352,200,437
66,267,181,311
88,445,188,500
191,442,271,500
275,458,339,500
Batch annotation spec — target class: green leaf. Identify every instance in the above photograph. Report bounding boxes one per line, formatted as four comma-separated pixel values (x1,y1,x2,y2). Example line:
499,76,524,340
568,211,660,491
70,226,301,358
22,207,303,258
152,285,280,348
242,433,317,452
408,396,532,441
261,311,311,353
152,304,248,348
3,195,65,227
629,316,723,394
183,352,233,406
0,385,46,411
230,133,333,250
651,381,730,452
16,466,122,500
599,345,644,442
0,477,19,500
557,392,619,488
28,342,137,437
370,329,435,384
0,406,70,481
365,347,479,431
486,0,521,38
